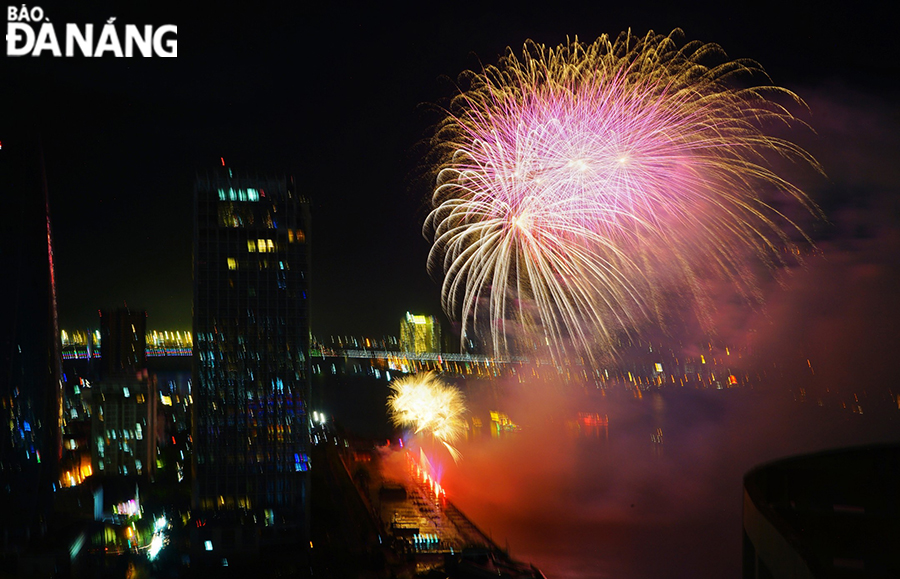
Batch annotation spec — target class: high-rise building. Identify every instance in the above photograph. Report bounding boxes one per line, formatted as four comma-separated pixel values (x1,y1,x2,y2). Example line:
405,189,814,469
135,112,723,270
92,309,157,479
400,312,441,354
0,136,63,533
192,170,311,519
99,308,147,379
91,370,157,478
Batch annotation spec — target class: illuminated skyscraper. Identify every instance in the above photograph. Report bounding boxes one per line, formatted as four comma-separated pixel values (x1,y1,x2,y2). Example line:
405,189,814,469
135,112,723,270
400,312,441,354
92,308,156,479
91,370,156,478
192,170,311,519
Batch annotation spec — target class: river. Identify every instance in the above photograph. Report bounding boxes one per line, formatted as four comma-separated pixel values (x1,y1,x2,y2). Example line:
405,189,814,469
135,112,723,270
437,384,900,579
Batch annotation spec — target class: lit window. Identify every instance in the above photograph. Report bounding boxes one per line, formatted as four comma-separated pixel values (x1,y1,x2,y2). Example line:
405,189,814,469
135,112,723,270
247,240,256,252
227,258,237,270
123,387,130,398
257,239,266,252
205,541,213,551
267,239,274,252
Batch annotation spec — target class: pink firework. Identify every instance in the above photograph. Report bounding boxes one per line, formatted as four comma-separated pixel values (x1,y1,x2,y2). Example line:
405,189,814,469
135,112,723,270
425,29,822,362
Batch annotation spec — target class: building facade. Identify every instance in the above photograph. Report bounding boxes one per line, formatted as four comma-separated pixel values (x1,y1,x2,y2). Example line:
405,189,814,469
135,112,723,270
192,170,311,518
400,312,441,354
0,135,63,534
91,371,156,477
91,309,157,479
99,308,147,379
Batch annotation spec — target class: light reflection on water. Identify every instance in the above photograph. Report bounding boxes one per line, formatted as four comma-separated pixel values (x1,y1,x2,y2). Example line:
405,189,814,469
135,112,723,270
442,387,900,579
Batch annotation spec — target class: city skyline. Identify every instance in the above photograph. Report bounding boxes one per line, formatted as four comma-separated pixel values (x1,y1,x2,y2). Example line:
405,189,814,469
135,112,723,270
2,2,898,350
2,4,900,575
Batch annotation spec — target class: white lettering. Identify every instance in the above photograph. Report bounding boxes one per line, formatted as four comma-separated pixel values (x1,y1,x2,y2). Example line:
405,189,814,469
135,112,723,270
124,24,151,57
6,22,34,56
93,23,122,57
32,22,59,56
6,9,177,58
65,23,92,57
152,25,176,57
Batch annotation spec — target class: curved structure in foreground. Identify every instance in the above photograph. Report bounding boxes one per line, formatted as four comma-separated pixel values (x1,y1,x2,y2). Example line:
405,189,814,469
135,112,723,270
743,444,900,578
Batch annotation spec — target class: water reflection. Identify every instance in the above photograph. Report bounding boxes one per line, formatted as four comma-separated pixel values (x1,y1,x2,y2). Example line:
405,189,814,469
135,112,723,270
567,413,609,440
443,387,900,579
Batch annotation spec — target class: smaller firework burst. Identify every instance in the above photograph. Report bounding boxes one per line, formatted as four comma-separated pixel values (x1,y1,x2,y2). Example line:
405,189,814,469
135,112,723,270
388,373,466,461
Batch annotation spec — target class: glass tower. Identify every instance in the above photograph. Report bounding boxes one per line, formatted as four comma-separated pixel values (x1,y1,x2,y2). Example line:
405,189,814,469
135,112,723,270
400,312,441,354
192,170,310,518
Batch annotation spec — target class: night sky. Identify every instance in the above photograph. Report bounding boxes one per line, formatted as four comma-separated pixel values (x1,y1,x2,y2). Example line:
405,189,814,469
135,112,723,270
2,0,898,340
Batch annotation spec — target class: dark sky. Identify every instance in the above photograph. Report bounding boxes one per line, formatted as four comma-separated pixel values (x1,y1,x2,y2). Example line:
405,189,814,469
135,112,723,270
2,0,898,338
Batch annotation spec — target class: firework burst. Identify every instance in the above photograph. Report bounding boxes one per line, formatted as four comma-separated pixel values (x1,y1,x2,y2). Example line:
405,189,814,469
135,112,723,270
388,373,466,461
424,29,822,361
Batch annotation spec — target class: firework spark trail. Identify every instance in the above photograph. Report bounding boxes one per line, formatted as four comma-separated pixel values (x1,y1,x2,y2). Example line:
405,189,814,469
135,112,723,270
388,373,467,461
425,29,823,362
